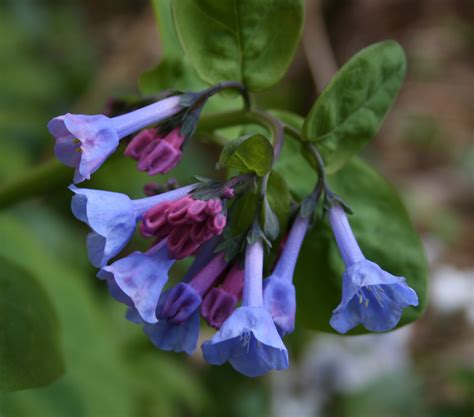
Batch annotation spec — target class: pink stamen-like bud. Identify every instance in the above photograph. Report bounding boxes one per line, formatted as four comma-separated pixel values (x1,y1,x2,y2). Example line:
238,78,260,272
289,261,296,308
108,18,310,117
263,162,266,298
200,265,244,328
124,128,158,160
167,196,194,225
141,195,227,259
135,128,185,175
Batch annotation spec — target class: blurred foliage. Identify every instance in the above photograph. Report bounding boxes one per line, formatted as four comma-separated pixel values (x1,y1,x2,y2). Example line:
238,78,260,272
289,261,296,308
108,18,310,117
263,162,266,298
0,0,472,416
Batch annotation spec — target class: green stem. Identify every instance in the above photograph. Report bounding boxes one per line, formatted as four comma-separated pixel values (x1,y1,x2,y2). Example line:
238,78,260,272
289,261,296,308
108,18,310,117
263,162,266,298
0,159,70,209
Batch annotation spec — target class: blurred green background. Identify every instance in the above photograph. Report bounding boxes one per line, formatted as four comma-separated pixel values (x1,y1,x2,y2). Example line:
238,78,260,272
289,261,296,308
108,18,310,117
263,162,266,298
0,0,472,416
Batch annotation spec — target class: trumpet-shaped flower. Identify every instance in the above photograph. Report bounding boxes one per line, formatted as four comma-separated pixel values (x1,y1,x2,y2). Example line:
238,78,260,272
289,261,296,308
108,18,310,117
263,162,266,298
143,238,219,354
328,204,419,333
69,183,197,267
159,252,228,323
97,241,174,323
202,240,289,377
263,215,310,336
48,96,182,182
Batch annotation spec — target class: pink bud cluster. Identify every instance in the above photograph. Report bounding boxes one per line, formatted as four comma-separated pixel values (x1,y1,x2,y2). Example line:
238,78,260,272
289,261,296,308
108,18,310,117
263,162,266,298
141,195,226,259
124,127,185,175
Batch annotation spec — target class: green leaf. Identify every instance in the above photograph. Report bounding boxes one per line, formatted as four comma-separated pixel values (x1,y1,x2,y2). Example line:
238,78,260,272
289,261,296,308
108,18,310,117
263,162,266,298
261,196,279,241
266,170,290,238
219,134,273,175
170,0,304,91
139,58,203,95
295,158,428,334
303,41,407,173
0,257,64,392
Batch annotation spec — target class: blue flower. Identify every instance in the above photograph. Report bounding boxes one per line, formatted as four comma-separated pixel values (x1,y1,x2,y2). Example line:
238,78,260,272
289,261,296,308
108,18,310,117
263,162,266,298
144,292,200,355
141,238,219,354
48,96,182,183
69,183,197,267
263,215,309,336
328,204,419,333
202,240,289,377
97,242,175,323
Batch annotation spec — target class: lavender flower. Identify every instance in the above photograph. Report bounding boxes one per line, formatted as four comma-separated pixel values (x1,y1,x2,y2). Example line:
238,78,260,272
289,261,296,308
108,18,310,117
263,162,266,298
69,183,197,267
142,238,219,354
263,215,310,336
328,204,419,333
48,96,182,183
202,240,289,377
97,241,174,323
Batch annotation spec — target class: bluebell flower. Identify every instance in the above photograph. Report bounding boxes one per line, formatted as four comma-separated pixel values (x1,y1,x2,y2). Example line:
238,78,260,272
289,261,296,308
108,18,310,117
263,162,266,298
263,215,310,336
144,292,201,355
328,204,419,334
142,238,219,354
202,240,289,377
48,96,182,183
70,183,197,267
97,241,175,323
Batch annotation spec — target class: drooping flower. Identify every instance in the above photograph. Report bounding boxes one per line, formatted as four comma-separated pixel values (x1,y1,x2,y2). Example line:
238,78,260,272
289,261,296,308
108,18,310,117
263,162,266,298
201,264,244,329
141,195,226,259
142,238,219,354
328,203,419,333
202,240,289,377
125,127,185,175
69,183,197,267
159,251,228,324
263,215,310,336
97,240,174,323
48,96,183,183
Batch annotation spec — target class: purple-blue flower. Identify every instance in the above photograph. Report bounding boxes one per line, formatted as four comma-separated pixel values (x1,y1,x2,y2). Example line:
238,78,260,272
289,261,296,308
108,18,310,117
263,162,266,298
263,215,310,336
48,96,182,183
328,204,419,333
97,241,174,323
70,183,197,267
202,240,289,377
142,238,219,354
144,292,200,355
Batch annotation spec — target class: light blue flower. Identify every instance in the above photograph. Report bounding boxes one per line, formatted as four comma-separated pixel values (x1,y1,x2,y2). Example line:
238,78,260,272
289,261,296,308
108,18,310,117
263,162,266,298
70,183,197,267
97,242,175,323
141,238,219,354
202,240,289,377
263,215,310,335
328,204,419,333
48,96,182,182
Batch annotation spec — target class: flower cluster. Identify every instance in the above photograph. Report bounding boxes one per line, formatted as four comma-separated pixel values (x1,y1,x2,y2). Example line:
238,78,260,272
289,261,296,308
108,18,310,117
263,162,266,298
49,85,419,378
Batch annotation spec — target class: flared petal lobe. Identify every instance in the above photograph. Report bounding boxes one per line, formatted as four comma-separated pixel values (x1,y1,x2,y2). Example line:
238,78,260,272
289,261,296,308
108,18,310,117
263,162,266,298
330,259,419,333
97,244,174,323
201,306,289,377
144,291,200,355
263,277,296,336
70,185,136,267
49,114,119,183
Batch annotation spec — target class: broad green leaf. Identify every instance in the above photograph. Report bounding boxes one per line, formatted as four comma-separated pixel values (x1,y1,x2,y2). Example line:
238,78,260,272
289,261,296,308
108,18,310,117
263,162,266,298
295,158,428,334
0,257,64,392
219,134,273,176
303,41,407,173
170,0,304,91
0,211,205,416
151,0,184,59
139,58,204,95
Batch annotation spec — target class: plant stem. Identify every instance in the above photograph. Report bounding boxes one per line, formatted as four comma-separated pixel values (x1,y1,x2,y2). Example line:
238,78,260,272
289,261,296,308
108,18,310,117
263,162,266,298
0,159,70,209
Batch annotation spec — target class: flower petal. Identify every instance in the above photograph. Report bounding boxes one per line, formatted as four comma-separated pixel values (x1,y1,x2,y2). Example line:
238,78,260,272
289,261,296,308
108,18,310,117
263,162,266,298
202,306,289,377
70,185,136,267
